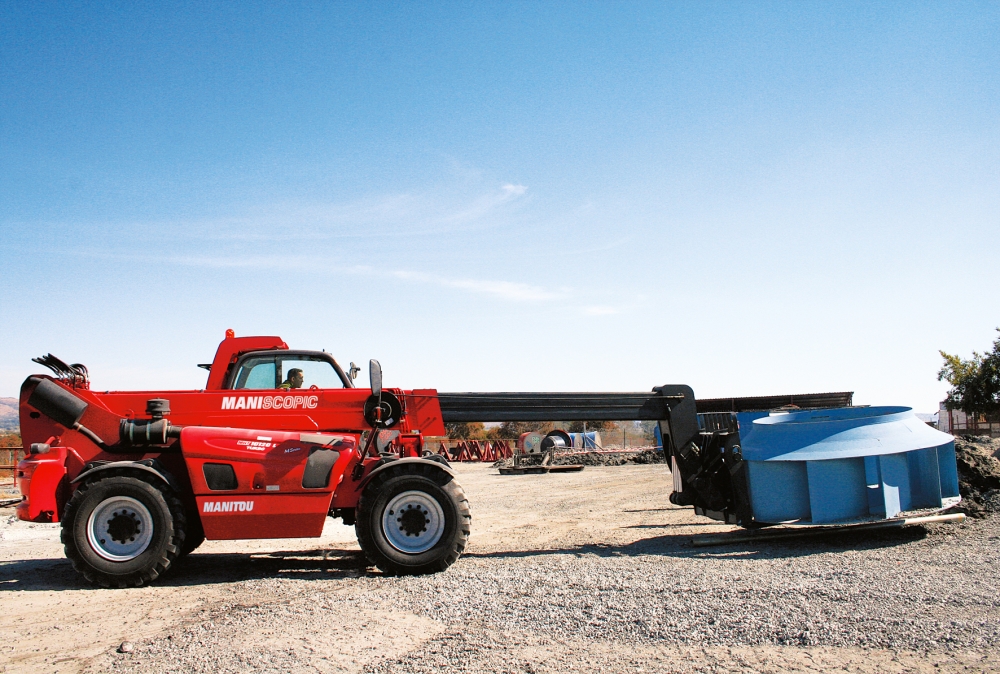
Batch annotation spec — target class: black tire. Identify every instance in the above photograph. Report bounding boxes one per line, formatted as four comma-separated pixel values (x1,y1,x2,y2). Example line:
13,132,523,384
356,464,471,575
179,515,205,556
61,470,186,588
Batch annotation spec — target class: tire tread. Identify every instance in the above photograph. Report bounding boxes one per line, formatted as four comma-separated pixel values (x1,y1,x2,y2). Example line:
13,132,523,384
61,469,187,588
356,463,471,575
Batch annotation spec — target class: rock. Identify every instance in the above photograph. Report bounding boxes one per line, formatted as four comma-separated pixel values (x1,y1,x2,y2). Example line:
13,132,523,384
118,641,134,654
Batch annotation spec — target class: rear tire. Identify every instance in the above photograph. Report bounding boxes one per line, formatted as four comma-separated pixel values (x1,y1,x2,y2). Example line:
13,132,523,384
356,464,470,575
61,471,186,588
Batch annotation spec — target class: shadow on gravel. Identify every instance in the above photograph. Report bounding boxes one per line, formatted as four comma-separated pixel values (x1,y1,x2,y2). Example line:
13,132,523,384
1,524,937,592
0,547,369,592
623,522,708,528
463,525,928,562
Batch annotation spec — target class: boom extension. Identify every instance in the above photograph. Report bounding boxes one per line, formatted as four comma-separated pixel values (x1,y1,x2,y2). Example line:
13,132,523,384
437,386,748,524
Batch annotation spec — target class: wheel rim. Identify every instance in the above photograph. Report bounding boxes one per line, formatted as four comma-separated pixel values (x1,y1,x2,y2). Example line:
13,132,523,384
86,496,154,562
381,490,445,554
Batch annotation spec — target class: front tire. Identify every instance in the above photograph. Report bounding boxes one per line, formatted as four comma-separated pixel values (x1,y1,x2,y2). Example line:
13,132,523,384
356,464,470,575
61,471,186,588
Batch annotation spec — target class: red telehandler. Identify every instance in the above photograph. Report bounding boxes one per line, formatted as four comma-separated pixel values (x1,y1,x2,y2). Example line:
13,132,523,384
16,331,840,587
17,331,471,587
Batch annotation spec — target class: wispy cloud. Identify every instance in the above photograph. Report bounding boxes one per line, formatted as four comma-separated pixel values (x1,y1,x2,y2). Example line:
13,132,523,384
167,255,296,269
392,270,564,302
156,182,531,243
583,305,620,315
441,183,529,224
154,254,564,303
25,180,532,250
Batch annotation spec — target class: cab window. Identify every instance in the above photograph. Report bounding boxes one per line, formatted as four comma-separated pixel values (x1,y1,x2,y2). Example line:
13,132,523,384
277,357,344,389
231,354,345,390
232,357,277,389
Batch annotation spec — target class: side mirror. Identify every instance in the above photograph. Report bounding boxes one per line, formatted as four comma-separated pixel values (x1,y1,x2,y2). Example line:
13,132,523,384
348,362,360,381
369,359,382,397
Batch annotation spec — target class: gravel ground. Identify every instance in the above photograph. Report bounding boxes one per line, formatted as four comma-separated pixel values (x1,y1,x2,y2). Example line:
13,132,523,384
92,520,1000,673
3,463,999,673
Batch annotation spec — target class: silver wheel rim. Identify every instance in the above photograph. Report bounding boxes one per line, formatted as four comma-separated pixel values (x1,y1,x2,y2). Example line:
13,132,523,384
86,496,154,562
382,490,445,554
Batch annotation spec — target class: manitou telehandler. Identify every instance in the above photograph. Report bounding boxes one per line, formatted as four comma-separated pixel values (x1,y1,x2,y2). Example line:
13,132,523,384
16,330,871,588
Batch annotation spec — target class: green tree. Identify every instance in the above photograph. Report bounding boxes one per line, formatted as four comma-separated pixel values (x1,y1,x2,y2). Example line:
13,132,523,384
566,420,618,433
444,422,487,440
493,421,554,439
938,328,1000,416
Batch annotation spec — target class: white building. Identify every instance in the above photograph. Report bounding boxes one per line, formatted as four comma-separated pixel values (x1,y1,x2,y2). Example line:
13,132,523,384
938,401,1000,437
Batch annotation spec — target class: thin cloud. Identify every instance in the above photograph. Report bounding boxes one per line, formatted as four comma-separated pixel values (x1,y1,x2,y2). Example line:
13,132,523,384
444,278,560,302
393,270,564,302
168,255,293,269
112,183,530,243
443,183,529,224
583,306,620,316
165,258,561,302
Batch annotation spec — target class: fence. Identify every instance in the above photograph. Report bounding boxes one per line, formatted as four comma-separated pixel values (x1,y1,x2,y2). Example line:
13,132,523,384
940,409,1000,438
948,419,1000,438
1,447,23,482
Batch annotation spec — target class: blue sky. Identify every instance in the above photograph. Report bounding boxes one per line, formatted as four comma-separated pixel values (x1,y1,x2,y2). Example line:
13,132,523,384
1,2,997,413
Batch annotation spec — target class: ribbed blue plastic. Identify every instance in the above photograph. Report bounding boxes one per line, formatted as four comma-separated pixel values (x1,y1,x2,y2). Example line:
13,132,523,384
740,407,960,524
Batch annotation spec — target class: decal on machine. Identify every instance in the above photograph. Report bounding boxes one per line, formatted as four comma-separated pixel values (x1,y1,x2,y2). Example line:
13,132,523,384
236,439,273,451
203,500,255,513
221,395,319,411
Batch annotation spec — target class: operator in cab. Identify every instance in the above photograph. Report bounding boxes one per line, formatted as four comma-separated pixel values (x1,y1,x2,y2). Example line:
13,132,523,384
279,368,304,390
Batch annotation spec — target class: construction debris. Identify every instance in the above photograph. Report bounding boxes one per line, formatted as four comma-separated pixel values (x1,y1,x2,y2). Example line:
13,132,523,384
952,435,1000,517
493,448,665,470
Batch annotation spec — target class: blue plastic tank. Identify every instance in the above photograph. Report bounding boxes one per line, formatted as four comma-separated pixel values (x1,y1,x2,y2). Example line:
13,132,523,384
740,406,959,524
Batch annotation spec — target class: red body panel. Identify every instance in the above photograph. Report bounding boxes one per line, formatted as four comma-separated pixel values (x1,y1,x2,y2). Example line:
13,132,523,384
195,492,333,539
87,388,445,436
16,446,69,522
180,426,358,539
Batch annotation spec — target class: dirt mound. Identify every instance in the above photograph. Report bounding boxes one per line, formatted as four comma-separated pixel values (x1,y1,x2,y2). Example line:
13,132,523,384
953,435,1000,518
493,449,666,469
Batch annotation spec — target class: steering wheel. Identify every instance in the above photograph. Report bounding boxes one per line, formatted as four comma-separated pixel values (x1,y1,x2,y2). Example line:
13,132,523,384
309,384,319,390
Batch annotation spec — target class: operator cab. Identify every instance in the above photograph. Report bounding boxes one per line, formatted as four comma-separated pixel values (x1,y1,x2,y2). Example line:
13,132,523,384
225,350,353,390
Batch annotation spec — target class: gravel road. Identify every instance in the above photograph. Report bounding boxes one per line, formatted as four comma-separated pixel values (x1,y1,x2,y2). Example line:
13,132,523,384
2,463,998,673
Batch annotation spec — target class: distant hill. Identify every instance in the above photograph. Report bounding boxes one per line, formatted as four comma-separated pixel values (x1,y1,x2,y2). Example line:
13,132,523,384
0,397,18,431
